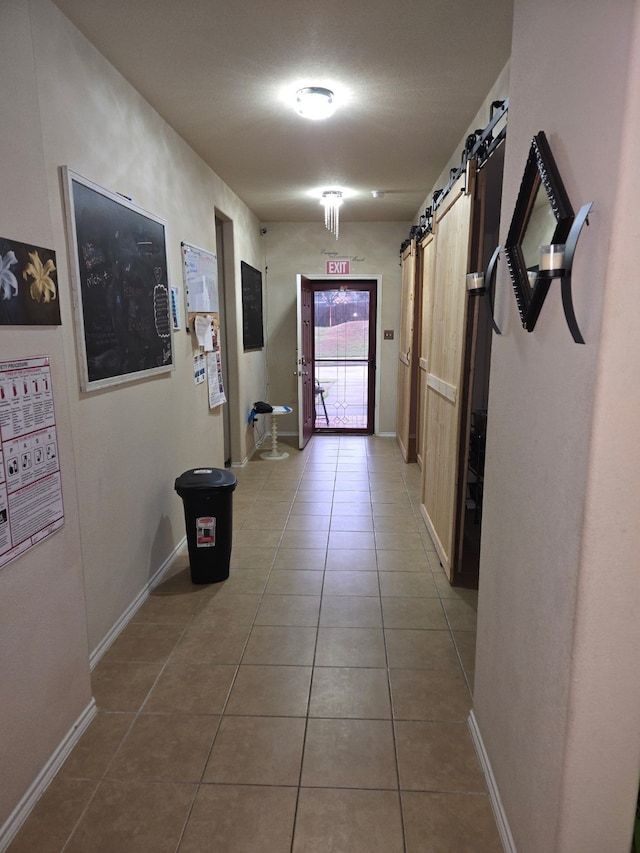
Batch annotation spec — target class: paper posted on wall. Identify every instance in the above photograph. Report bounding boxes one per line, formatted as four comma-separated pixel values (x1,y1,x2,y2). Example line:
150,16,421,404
206,316,225,408
207,350,226,409
194,314,215,351
193,353,205,385
0,356,64,570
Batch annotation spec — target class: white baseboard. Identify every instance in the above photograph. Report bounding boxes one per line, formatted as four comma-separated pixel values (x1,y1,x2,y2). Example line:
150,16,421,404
0,699,97,852
420,503,450,574
239,435,266,466
238,431,397,464
89,536,187,670
230,458,249,468
2,539,188,849
468,711,517,853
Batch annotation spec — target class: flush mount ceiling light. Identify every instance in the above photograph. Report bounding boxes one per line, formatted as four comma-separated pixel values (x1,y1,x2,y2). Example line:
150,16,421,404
295,87,335,120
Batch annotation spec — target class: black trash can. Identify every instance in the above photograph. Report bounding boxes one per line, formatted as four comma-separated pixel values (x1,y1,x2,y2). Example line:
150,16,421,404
174,467,237,584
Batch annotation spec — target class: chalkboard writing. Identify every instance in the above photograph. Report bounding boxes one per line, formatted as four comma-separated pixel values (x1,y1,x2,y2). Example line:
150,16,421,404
62,168,173,391
241,261,264,351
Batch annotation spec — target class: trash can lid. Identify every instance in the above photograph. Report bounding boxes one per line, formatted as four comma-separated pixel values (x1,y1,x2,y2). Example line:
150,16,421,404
174,467,237,493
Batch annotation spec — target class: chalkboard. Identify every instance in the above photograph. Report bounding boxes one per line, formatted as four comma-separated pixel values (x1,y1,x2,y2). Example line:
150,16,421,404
62,167,173,392
241,261,264,351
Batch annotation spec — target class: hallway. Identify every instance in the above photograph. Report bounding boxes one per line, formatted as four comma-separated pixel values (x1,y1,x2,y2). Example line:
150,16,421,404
8,436,501,852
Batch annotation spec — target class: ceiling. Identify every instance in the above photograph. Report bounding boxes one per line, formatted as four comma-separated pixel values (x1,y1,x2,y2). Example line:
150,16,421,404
52,0,513,224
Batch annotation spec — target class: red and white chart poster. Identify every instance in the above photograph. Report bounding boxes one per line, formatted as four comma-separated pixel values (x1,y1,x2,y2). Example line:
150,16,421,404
0,356,64,570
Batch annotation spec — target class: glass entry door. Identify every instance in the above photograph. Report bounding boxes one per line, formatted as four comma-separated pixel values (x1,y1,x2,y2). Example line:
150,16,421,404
312,281,377,434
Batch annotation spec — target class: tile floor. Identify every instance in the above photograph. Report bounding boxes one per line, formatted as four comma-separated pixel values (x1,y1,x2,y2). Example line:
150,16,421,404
8,435,502,853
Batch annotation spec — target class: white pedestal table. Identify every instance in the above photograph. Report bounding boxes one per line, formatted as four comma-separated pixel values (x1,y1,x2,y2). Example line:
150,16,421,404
260,405,293,460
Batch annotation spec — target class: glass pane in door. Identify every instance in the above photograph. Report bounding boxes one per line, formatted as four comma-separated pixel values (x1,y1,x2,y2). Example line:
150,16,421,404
314,289,370,430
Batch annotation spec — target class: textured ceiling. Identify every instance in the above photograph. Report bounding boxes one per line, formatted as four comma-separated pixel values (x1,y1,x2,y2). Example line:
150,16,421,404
52,0,513,223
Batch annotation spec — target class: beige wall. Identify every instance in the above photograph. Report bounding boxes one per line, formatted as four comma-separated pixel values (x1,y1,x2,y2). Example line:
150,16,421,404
258,221,409,436
0,1,92,827
33,0,265,650
4,0,640,848
420,62,510,217
0,0,264,832
474,1,640,851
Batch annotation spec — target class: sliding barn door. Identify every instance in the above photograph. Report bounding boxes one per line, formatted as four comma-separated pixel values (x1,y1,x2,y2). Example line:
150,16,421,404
420,167,476,581
396,239,419,461
417,231,436,469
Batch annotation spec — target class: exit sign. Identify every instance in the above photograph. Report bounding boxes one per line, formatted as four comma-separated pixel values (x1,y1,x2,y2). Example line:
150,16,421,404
325,259,350,275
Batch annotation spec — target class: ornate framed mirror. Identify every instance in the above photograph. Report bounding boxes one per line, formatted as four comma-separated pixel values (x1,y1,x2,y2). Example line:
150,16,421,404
504,131,574,331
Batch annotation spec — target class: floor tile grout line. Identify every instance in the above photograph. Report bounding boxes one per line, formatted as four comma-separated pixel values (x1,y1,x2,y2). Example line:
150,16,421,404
293,439,385,851
178,453,302,838
287,553,325,853
235,442,324,853
374,501,442,853
178,450,312,853
44,438,478,852
287,437,339,853
172,630,256,851
63,614,199,853
379,560,409,853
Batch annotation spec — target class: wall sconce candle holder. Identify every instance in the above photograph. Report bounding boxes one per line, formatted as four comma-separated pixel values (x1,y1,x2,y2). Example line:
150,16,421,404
504,131,592,343
466,272,486,293
468,246,502,334
530,202,593,343
539,243,566,276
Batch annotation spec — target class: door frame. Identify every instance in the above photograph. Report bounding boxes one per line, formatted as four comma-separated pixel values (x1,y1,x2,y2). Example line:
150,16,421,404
215,211,240,465
396,239,420,462
296,274,382,446
296,275,314,448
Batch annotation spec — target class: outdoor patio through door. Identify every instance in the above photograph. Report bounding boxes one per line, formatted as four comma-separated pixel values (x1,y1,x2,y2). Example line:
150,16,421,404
312,281,376,434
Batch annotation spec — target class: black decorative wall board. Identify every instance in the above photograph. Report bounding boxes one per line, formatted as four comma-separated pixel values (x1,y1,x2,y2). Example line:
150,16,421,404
0,236,60,326
240,261,264,351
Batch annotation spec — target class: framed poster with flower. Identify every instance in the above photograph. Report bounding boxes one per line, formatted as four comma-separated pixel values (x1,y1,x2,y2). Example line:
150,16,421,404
61,167,173,392
0,236,60,326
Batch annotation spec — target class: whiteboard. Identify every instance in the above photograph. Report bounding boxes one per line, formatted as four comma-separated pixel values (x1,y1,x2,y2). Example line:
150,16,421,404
181,242,218,314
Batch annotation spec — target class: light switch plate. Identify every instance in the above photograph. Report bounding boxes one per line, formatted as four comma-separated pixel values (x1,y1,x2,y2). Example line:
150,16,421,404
384,329,394,340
